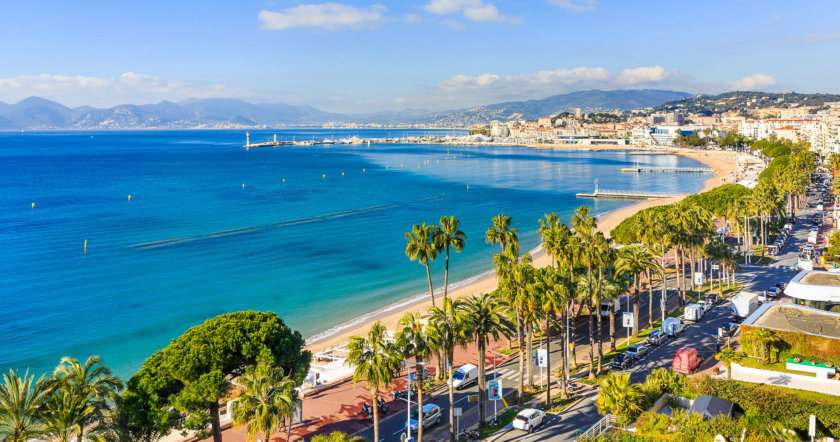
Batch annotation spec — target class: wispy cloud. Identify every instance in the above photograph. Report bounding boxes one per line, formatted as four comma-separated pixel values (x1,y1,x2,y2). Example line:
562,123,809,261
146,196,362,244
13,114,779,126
730,73,777,90
424,0,518,23
258,3,387,31
547,0,597,12
791,30,840,44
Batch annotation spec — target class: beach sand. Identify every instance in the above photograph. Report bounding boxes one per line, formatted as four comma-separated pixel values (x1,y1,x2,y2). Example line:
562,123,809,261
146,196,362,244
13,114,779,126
305,148,740,354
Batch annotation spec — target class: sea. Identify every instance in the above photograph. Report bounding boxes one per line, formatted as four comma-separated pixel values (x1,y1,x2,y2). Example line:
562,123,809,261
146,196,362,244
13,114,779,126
0,129,709,379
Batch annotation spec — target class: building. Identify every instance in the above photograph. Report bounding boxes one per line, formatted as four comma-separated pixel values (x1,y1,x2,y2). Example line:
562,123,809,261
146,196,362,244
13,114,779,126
784,270,840,313
489,123,510,138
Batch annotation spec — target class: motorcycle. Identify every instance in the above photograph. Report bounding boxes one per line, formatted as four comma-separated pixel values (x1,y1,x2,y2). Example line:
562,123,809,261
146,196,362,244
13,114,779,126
361,402,373,418
392,388,409,401
457,429,480,440
376,397,387,413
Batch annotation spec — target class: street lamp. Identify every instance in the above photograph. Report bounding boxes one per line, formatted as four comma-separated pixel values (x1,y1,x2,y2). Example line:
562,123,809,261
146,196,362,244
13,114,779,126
402,361,427,442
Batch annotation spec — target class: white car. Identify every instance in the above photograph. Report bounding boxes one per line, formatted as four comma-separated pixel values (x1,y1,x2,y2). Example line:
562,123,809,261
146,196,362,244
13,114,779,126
512,408,546,433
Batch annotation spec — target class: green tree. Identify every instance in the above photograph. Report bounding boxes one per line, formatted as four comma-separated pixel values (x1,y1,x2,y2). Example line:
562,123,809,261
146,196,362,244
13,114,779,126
310,431,366,442
428,297,470,440
595,372,643,426
405,222,441,308
715,349,745,380
529,267,569,406
485,213,519,257
437,215,466,300
394,312,432,441
572,205,600,380
0,370,49,442
460,292,513,426
126,311,310,442
346,322,403,442
230,361,298,442
48,356,123,441
615,245,659,336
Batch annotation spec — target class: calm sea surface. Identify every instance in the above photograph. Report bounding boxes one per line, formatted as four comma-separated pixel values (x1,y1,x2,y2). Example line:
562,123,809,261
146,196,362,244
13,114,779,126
0,129,708,378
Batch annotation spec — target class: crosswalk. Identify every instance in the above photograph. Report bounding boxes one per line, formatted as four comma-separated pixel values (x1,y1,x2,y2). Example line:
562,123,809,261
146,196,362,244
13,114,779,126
491,367,520,381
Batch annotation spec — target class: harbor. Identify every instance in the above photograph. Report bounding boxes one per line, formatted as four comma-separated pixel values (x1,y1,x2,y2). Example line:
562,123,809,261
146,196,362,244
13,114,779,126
576,180,683,199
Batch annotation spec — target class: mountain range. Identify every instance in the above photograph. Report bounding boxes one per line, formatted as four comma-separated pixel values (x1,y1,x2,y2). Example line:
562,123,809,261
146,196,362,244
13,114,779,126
0,89,691,130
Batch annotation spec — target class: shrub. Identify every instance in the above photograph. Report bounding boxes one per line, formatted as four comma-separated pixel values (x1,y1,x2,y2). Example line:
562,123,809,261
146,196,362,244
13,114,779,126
636,411,671,434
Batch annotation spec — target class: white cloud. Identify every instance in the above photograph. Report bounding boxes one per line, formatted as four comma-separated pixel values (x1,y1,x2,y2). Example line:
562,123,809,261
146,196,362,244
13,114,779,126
616,66,669,85
258,3,387,31
424,0,517,23
791,30,840,44
403,13,423,24
730,74,777,90
547,0,597,12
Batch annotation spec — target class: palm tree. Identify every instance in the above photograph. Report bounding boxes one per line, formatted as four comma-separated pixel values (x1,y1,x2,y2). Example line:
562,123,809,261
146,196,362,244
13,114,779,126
438,215,466,300
230,361,298,442
460,292,513,426
615,245,660,335
649,210,673,323
405,223,441,307
346,321,404,442
41,389,92,442
595,372,643,426
715,349,745,380
0,370,49,442
530,267,568,407
748,328,781,364
310,431,366,442
395,312,432,441
592,232,613,375
485,214,519,256
427,297,470,440
572,205,600,380
48,356,123,441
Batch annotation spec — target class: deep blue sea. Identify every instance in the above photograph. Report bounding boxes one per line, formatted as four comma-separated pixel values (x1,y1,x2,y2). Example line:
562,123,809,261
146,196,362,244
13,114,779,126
0,129,708,379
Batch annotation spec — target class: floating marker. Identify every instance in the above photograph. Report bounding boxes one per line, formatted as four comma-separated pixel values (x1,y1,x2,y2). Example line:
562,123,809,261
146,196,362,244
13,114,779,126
322,174,326,179
242,184,245,188
342,172,345,176
31,202,35,208
362,168,365,173
84,239,87,253
400,164,403,168
127,195,131,201
282,178,285,183
466,185,469,191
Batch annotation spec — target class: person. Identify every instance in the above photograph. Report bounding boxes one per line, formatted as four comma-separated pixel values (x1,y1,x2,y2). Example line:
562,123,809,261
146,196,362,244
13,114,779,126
715,340,721,352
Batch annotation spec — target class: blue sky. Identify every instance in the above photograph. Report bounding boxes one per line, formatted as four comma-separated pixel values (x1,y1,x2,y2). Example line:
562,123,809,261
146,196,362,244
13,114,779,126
0,0,838,113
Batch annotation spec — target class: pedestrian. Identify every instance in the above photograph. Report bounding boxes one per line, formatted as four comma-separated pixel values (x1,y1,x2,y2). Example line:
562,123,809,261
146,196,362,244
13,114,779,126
715,340,720,352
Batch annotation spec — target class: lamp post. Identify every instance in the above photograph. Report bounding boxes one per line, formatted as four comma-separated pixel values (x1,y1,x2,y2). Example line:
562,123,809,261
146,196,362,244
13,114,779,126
403,361,427,442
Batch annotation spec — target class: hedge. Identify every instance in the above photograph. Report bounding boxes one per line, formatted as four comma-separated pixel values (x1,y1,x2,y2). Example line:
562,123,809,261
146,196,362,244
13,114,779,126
740,324,840,362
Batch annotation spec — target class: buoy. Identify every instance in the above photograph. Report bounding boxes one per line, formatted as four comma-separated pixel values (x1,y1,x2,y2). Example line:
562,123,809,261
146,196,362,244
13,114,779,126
466,185,469,191
400,164,403,168
322,174,326,179
282,178,285,183
31,202,35,208
342,172,345,176
127,195,131,201
242,184,245,188
84,239,87,253
363,168,365,173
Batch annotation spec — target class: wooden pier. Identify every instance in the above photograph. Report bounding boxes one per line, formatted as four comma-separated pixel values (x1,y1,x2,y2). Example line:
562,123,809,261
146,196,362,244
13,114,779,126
620,166,713,173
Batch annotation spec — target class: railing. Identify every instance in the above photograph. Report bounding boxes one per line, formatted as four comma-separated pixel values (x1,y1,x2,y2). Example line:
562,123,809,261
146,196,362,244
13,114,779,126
575,414,618,441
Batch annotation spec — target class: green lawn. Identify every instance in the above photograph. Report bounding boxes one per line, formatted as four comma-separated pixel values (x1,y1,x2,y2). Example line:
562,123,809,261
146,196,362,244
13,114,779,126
737,356,818,378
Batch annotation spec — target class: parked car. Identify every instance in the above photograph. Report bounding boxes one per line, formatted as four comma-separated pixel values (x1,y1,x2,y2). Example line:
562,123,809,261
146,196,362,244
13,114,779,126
775,282,786,293
721,323,739,337
672,347,702,374
625,344,650,360
405,403,441,434
662,317,687,336
765,287,780,298
452,364,478,390
512,409,546,433
646,330,668,346
610,353,634,370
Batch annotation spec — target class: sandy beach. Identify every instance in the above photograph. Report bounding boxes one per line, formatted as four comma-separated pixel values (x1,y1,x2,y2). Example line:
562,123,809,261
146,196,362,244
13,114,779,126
305,147,740,354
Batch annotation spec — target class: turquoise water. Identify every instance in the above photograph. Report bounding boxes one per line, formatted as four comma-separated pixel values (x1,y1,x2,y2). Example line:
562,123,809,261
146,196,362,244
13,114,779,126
0,129,707,379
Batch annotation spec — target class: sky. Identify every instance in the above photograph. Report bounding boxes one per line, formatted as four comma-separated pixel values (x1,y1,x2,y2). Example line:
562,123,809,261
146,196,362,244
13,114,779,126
0,0,839,113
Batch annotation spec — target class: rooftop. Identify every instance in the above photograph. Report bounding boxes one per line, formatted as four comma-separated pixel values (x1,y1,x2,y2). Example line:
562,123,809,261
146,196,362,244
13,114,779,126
743,303,840,339
801,271,840,287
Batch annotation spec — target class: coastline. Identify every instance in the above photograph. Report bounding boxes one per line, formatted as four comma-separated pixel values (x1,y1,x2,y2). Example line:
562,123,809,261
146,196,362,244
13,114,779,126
305,147,740,354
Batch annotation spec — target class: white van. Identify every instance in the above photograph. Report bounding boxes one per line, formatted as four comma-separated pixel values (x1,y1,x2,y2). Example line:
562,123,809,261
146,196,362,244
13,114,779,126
599,299,620,317
683,304,704,322
662,317,686,336
452,364,478,390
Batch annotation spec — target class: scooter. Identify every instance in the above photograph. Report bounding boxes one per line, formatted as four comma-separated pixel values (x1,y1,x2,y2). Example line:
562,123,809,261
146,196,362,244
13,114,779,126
457,429,480,440
361,402,373,418
376,397,387,413
392,388,409,401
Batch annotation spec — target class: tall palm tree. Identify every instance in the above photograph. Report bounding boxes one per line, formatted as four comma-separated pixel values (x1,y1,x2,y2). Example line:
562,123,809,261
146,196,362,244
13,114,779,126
0,370,49,442
592,232,613,375
715,349,745,380
530,267,568,407
615,245,660,335
49,356,123,442
649,210,673,323
395,312,432,441
538,213,571,270
405,222,441,307
427,297,470,440
41,389,93,442
460,292,513,427
346,322,404,442
437,215,466,300
496,257,533,408
572,205,599,380
230,361,298,442
485,214,519,257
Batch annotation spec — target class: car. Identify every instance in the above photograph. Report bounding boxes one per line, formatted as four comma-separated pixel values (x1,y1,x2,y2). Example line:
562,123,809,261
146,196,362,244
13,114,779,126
512,409,546,433
625,344,649,360
765,287,780,298
610,353,634,370
721,323,739,337
452,364,478,390
646,330,668,346
775,282,786,293
405,403,441,434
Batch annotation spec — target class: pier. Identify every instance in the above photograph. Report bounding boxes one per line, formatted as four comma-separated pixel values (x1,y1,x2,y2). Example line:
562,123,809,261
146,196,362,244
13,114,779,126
620,166,713,173
576,180,681,199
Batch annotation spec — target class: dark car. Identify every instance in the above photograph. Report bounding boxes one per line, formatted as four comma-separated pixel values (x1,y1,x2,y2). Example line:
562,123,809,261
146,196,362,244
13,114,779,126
610,353,634,370
625,344,649,360
721,323,739,337
774,283,786,294
706,294,721,306
646,330,668,346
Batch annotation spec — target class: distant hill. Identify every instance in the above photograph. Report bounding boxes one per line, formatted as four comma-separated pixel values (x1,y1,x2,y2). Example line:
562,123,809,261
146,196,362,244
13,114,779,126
0,89,691,129
654,91,840,116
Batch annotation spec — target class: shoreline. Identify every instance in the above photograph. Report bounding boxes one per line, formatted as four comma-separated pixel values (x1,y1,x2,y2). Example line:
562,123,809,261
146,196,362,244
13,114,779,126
305,147,740,354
